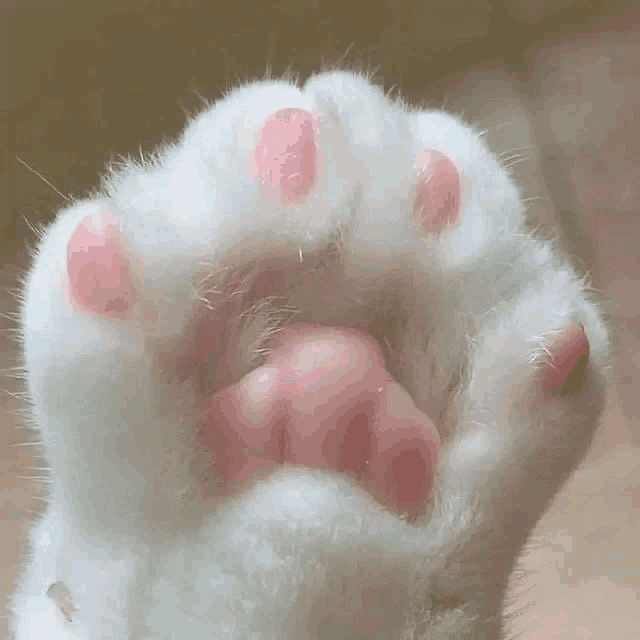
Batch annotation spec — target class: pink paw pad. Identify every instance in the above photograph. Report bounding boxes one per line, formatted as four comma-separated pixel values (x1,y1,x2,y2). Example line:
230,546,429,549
414,150,461,232
201,326,441,518
541,324,590,393
67,214,135,319
252,108,318,205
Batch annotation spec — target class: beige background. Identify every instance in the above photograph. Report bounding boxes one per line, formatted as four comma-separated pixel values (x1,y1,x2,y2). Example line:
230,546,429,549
1,1,639,637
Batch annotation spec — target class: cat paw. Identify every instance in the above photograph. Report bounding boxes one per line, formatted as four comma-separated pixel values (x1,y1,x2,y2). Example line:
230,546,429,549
17,66,615,640
21,71,610,525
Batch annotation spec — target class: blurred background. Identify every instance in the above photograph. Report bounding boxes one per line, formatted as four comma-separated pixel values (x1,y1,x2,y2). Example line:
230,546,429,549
1,1,639,637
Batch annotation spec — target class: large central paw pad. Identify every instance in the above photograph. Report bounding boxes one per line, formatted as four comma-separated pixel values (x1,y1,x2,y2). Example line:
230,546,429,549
202,325,441,517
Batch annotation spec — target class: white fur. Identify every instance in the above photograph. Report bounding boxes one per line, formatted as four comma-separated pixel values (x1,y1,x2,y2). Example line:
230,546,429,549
11,68,613,639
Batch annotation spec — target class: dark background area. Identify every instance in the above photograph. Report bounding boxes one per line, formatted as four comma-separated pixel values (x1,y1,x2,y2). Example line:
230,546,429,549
1,0,636,259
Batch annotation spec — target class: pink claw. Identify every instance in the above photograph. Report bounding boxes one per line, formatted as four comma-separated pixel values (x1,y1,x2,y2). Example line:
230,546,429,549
201,325,441,518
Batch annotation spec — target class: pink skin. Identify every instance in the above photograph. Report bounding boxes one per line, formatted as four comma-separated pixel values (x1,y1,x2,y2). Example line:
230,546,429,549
67,213,135,319
252,108,318,205
64,112,590,518
202,325,442,517
414,150,461,232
